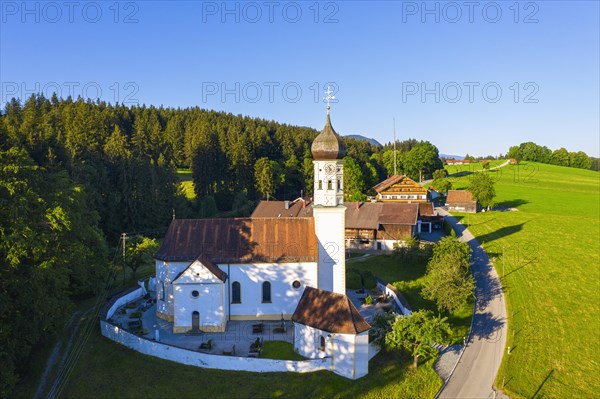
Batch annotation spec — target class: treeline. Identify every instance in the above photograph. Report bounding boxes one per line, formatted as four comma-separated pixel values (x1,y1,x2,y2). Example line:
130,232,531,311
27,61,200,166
507,142,598,171
0,94,444,395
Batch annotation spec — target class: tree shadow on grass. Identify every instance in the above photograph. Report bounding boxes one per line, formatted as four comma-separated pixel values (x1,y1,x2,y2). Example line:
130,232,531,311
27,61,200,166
474,222,527,245
470,311,505,343
495,199,530,210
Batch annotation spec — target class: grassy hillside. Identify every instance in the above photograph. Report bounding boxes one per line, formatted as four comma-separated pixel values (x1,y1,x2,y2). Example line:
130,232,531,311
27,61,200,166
60,326,441,399
447,162,600,398
177,168,195,200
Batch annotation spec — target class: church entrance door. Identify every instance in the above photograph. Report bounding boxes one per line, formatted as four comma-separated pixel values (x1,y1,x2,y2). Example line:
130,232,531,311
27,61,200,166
192,311,200,330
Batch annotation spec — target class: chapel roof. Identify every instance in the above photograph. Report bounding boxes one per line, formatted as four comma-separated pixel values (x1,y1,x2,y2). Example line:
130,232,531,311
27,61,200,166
292,287,371,334
173,254,228,283
154,218,318,263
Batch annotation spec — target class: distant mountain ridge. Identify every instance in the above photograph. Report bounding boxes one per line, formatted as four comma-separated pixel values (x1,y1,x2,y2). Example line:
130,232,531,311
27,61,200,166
440,154,465,160
343,135,382,147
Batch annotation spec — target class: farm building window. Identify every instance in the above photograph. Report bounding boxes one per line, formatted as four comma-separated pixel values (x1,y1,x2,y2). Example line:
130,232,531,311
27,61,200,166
232,281,241,304
262,281,272,303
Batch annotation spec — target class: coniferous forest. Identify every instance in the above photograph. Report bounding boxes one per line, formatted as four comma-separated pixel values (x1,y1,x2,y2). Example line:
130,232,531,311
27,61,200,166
0,94,446,396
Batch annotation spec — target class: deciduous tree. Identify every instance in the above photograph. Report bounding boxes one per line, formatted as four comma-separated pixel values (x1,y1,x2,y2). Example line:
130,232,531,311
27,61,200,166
421,237,474,313
385,310,452,368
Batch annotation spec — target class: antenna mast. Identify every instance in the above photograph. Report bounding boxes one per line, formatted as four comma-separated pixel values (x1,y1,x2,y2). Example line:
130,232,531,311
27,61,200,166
393,118,397,176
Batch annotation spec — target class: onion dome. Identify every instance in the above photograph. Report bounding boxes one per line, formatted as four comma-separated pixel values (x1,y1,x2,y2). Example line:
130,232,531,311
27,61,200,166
311,108,346,160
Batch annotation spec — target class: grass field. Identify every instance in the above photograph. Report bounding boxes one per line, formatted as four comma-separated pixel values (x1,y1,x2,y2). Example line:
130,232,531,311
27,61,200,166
444,159,507,176
177,168,195,200
347,254,472,344
446,162,600,398
60,326,442,399
260,341,307,361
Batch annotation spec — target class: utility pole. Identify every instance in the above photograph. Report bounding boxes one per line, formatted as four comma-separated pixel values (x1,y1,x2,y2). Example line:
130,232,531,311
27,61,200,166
393,118,397,176
121,233,127,285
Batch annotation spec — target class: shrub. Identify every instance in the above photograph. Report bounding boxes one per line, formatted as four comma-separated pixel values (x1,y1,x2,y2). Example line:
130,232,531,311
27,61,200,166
365,295,374,305
346,269,362,290
129,311,142,319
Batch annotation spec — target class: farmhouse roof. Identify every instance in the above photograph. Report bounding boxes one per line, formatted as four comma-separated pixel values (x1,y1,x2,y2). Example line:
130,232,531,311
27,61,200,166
418,202,435,216
292,287,371,334
446,190,475,203
154,218,318,263
372,175,405,193
251,201,420,228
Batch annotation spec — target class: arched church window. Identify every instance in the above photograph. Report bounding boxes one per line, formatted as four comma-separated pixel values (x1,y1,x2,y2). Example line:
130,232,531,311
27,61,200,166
160,282,165,301
337,180,341,191
320,336,326,351
232,281,241,304
327,180,332,190
318,180,322,190
262,281,272,303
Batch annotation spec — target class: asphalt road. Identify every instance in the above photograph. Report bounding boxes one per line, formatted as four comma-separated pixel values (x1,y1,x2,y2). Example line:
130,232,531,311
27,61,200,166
437,209,509,399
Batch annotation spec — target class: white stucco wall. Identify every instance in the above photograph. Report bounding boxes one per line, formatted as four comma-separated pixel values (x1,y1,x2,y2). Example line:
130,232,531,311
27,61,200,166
313,206,346,294
294,324,328,359
100,320,330,374
293,323,370,380
156,260,191,317
225,262,317,319
174,283,225,330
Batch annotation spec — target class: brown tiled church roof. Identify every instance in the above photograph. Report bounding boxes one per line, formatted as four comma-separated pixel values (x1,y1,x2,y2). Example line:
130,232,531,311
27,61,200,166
292,287,371,334
154,218,318,263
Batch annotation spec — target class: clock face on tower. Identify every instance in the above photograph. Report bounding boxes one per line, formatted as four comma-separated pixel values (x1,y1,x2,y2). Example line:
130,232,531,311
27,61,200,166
324,163,336,175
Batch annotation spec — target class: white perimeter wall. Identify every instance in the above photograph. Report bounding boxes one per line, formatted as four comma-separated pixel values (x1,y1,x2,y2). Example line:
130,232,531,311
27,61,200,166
100,321,329,374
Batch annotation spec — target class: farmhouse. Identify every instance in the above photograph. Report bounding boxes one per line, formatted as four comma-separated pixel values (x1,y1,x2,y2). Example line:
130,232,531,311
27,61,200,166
252,199,427,250
445,159,471,165
446,190,478,213
372,175,429,203
152,107,372,379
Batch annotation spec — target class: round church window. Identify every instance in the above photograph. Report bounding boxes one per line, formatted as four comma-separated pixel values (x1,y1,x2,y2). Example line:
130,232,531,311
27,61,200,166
292,280,301,289
191,290,199,298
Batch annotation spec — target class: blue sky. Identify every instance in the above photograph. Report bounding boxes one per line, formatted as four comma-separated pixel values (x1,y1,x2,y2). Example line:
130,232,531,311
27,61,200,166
1,1,599,157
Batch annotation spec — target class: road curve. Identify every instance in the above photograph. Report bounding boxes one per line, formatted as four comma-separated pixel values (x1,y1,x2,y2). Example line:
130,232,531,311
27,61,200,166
436,209,508,399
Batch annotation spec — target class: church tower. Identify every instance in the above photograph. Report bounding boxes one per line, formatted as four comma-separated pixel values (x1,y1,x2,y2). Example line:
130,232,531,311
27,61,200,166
311,95,346,295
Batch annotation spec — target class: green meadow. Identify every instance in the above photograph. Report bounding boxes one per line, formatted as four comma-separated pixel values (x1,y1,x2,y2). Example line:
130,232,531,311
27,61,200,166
447,162,600,398
177,168,196,200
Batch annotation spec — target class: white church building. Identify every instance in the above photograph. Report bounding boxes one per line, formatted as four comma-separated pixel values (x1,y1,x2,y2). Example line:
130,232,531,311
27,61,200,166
153,105,372,379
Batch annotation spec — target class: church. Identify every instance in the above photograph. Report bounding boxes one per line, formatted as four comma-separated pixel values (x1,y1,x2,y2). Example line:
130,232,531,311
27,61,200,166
153,104,372,379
